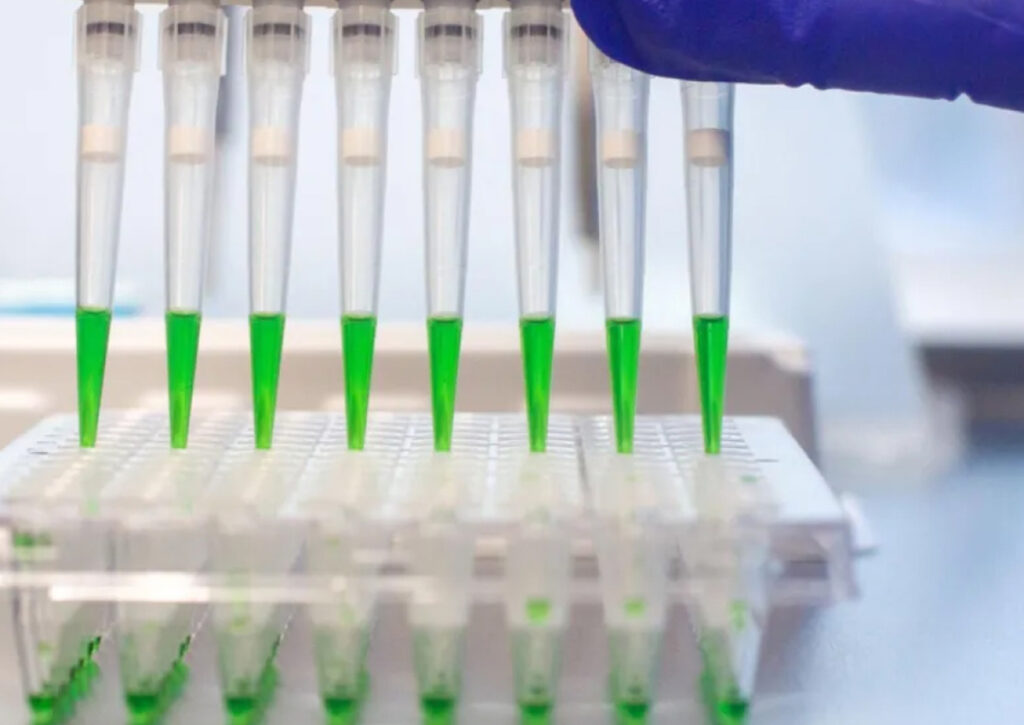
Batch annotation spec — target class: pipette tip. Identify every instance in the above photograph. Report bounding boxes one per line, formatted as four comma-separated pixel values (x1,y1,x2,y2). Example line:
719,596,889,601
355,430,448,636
249,313,286,451
76,307,112,449
342,315,377,452
166,311,201,450
692,315,729,455
428,317,463,453
606,318,641,454
520,317,555,453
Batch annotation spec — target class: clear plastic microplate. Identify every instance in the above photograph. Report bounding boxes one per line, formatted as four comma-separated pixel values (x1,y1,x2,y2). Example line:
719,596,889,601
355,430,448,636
0,411,856,723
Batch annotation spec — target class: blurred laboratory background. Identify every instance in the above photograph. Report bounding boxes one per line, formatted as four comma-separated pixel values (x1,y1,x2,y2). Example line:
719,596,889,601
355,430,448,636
2,3,1024,471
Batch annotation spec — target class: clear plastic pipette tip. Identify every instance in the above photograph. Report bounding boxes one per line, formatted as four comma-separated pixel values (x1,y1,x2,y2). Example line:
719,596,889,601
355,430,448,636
590,47,650,455
418,0,481,452
682,81,735,455
505,0,565,453
161,1,226,449
334,1,396,451
74,0,141,447
245,2,310,449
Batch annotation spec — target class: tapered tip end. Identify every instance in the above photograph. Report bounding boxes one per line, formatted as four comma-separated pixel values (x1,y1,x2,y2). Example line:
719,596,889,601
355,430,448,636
692,315,730,455
606,319,641,454
250,314,286,451
166,312,202,450
76,308,112,449
428,317,463,453
342,316,378,452
520,318,555,454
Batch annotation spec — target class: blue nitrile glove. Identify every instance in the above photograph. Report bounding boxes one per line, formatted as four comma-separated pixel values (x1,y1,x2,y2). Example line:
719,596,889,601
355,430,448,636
572,0,1024,111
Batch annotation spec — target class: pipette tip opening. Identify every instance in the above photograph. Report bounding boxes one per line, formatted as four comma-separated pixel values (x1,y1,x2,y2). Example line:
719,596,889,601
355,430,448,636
166,311,201,450
249,313,286,450
76,307,112,449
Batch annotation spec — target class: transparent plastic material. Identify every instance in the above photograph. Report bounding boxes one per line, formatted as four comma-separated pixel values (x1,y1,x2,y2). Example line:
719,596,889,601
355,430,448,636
334,4,396,319
418,2,481,319
505,2,564,321
683,81,734,319
76,0,141,313
0,412,856,723
161,1,226,314
247,4,310,316
590,46,649,322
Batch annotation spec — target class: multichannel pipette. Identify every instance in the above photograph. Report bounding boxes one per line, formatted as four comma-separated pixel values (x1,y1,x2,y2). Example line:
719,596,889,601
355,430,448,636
419,0,481,453
75,0,141,447
505,0,565,454
334,0,396,451
590,48,650,455
161,0,227,449
683,82,735,455
246,0,310,449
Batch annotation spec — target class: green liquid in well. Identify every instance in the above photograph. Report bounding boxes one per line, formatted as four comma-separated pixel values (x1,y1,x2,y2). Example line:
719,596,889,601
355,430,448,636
614,700,650,725
249,313,286,450
224,658,278,725
693,315,730,455
520,701,553,725
606,318,641,454
76,307,112,448
324,696,361,725
428,317,463,453
520,317,555,453
165,311,201,449
342,315,377,451
27,634,104,725
699,634,749,725
421,696,457,725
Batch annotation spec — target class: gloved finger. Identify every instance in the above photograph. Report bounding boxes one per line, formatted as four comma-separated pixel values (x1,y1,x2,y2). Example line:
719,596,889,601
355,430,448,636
572,0,1024,111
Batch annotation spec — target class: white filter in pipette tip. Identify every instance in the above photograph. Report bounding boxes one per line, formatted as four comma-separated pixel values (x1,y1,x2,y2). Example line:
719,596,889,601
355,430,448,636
687,128,731,168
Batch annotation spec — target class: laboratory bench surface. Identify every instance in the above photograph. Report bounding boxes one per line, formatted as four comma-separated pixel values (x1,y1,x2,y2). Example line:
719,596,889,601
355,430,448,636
0,427,1021,724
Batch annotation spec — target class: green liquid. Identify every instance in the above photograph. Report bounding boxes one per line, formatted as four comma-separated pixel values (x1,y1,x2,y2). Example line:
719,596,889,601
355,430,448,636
124,650,189,724
165,311,201,449
693,315,730,455
519,317,555,453
76,307,112,448
605,318,641,454
428,317,463,453
520,701,553,725
249,313,286,450
421,696,457,725
342,315,377,451
224,649,279,725
614,700,650,725
698,634,749,725
324,696,361,725
27,635,104,725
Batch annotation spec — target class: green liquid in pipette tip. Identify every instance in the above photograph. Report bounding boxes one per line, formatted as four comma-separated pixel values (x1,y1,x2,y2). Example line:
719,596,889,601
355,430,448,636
606,318,641,454
693,314,730,455
76,307,112,448
249,313,286,450
165,311,201,449
520,317,555,453
342,315,377,451
428,316,463,453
